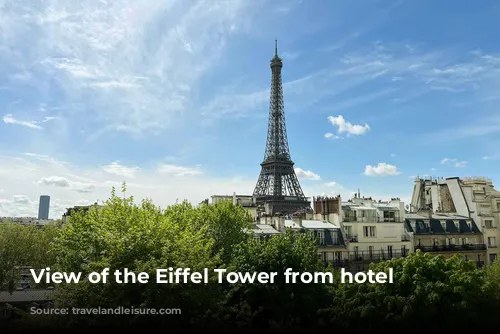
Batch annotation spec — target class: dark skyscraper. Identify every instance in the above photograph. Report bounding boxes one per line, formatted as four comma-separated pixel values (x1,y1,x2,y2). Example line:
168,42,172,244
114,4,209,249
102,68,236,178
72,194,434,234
38,195,50,220
253,40,310,216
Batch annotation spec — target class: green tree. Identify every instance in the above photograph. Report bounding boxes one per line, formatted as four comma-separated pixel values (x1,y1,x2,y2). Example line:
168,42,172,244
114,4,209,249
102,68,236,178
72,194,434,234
0,221,59,291
195,200,253,264
50,185,232,328
323,251,489,330
212,229,331,330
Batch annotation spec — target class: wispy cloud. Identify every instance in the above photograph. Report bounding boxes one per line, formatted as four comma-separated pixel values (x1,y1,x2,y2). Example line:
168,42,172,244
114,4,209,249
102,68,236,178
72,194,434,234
441,158,457,164
323,181,342,188
199,39,500,126
0,0,254,139
2,114,43,129
441,158,468,168
102,161,140,178
0,153,256,217
35,176,95,193
324,132,342,140
157,164,203,177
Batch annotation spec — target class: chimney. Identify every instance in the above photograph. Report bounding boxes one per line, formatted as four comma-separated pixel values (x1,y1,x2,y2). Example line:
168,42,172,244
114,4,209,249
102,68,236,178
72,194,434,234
292,216,302,227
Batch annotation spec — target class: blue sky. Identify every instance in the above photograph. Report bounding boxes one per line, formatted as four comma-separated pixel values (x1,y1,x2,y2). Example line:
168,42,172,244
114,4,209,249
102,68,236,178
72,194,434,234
1,0,500,218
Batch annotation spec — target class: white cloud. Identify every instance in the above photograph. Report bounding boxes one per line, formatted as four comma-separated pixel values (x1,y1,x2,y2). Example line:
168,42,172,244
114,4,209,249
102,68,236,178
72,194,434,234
0,0,254,138
441,158,457,164
294,168,321,181
0,153,257,218
36,176,71,188
327,115,370,137
102,161,140,178
390,153,397,157
324,132,342,140
157,164,203,177
482,155,500,160
323,181,342,188
440,158,468,168
34,176,94,194
13,195,30,204
364,163,401,176
2,114,43,129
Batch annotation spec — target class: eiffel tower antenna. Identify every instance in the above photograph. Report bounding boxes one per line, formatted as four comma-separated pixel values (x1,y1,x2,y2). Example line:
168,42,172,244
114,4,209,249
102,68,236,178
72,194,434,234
253,40,311,216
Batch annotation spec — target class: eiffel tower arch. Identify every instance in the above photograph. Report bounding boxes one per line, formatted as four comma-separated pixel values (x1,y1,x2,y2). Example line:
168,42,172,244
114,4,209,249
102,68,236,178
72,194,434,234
253,40,311,216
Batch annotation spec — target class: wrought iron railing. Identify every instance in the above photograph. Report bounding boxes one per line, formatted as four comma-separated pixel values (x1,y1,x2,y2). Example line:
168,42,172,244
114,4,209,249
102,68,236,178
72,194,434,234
415,244,487,252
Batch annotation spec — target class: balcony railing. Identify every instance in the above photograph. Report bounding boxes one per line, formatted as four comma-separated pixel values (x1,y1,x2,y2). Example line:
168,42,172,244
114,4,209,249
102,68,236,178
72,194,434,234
318,251,486,272
346,234,358,242
415,244,487,252
343,217,402,223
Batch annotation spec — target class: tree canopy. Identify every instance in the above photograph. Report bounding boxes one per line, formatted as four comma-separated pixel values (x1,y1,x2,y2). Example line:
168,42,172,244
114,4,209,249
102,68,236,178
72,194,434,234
1,185,500,331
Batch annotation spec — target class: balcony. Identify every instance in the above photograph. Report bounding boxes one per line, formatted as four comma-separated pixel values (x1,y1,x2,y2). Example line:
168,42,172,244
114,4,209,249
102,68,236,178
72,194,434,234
346,234,358,242
342,217,402,223
317,241,345,248
415,244,487,252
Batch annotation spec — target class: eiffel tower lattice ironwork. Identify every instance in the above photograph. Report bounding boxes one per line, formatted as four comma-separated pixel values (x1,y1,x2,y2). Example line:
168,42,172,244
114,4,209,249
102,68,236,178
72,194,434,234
253,40,311,215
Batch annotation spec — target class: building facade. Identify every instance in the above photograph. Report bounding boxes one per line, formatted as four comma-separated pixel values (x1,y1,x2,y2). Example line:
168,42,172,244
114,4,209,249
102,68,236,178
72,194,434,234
408,176,498,265
284,218,348,264
307,195,411,271
207,193,259,220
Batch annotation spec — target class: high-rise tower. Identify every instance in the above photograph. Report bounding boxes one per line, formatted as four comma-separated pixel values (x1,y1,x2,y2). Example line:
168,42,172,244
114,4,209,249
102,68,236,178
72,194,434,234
253,40,310,216
38,195,50,220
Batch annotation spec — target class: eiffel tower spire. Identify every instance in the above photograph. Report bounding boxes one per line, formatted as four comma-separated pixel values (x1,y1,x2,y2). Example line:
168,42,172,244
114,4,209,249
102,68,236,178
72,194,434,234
253,40,310,216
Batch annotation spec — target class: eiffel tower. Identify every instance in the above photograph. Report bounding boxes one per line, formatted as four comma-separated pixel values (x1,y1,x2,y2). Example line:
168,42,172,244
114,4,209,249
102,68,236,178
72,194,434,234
253,40,311,216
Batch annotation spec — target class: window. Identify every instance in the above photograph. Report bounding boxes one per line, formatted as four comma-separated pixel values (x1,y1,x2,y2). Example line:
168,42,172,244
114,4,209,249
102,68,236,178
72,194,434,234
318,231,325,245
387,245,393,257
488,236,497,247
490,254,497,264
331,232,339,245
383,211,396,222
401,245,407,256
485,220,495,228
368,246,374,258
497,202,500,211
363,226,376,237
321,252,327,262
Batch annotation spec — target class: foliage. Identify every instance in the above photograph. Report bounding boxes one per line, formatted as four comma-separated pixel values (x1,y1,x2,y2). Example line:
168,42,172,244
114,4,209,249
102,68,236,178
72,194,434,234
323,250,489,330
195,200,253,263
0,221,60,291
4,185,500,330
51,184,219,327
213,229,332,330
